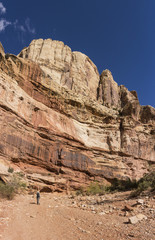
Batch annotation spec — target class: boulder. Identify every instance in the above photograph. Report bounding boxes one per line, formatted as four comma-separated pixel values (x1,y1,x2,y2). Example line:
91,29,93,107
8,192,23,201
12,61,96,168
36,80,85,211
129,214,147,224
122,205,133,212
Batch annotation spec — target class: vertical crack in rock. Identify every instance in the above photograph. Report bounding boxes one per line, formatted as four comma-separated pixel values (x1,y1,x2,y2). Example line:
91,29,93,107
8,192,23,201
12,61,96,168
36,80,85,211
119,119,124,150
57,148,62,166
38,40,44,60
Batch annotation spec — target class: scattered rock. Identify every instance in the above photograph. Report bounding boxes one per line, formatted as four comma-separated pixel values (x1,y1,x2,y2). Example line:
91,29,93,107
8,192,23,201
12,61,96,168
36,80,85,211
97,222,103,225
99,211,105,216
124,211,129,217
137,199,144,205
122,205,133,212
128,214,147,224
92,211,96,214
78,227,90,234
128,233,135,238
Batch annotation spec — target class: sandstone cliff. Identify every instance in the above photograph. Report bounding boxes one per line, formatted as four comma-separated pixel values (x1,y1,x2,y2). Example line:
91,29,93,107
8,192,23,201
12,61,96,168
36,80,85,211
0,39,154,191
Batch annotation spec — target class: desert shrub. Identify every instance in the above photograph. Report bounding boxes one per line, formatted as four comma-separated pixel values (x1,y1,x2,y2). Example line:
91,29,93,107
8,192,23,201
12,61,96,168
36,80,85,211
131,171,155,197
108,178,138,192
75,182,103,196
76,172,155,197
86,182,102,195
76,187,84,196
85,182,108,196
76,179,137,196
9,173,27,192
16,172,25,178
0,173,27,200
8,167,14,173
0,182,15,200
138,171,155,190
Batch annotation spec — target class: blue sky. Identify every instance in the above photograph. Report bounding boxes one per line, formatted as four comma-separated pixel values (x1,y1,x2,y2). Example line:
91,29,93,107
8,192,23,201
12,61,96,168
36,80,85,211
0,0,154,107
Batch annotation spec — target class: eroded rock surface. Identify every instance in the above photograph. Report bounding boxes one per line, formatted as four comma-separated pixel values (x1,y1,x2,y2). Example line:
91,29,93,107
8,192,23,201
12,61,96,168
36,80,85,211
0,39,154,190
97,69,120,108
18,38,100,100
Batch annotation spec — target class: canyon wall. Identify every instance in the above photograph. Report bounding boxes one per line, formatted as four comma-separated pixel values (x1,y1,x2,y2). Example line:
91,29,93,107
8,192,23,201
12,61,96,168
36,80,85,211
0,39,154,191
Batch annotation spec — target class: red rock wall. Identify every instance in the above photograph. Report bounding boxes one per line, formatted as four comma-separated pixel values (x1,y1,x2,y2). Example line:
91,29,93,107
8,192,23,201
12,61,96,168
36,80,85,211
0,40,155,190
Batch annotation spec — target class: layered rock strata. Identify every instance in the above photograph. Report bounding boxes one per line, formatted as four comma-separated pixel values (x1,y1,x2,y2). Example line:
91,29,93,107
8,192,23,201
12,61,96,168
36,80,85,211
0,39,154,191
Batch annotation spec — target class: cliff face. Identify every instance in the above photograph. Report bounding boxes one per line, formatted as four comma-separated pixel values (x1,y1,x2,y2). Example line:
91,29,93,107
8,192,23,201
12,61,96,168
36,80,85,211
0,39,155,191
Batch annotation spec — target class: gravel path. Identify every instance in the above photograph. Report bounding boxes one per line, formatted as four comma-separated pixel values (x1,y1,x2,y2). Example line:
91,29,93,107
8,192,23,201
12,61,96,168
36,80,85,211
0,192,154,240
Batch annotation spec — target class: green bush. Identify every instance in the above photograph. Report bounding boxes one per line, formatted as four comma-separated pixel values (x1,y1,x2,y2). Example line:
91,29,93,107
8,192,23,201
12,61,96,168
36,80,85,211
16,172,25,177
75,172,155,197
131,171,155,197
76,179,137,196
0,182,15,200
8,167,14,173
76,187,84,196
84,182,108,196
86,182,102,195
9,173,27,192
108,178,138,192
139,172,155,190
0,173,27,200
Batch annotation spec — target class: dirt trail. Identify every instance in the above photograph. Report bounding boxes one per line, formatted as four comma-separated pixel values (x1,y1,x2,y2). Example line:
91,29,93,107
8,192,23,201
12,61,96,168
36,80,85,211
0,192,154,240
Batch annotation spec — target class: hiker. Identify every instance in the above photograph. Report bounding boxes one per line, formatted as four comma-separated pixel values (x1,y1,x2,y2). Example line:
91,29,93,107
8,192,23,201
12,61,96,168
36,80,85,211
36,190,40,205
